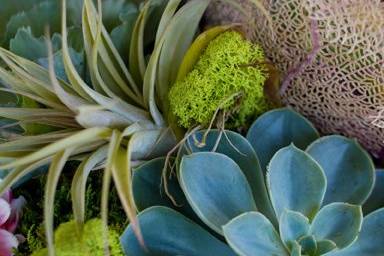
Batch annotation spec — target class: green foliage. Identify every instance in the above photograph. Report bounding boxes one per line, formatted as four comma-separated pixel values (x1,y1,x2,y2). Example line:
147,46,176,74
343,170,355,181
169,31,270,128
15,168,127,255
123,108,383,256
31,219,123,256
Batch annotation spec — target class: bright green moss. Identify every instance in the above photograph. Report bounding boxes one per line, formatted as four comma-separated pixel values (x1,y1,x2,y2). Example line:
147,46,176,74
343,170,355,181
169,31,270,128
31,219,123,256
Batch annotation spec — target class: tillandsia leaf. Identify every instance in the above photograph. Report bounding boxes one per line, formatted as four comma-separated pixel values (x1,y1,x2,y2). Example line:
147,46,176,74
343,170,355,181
62,0,152,124
246,108,319,172
157,0,210,114
154,0,181,46
129,0,149,85
120,206,236,256
363,170,384,214
0,129,77,152
44,148,73,256
83,0,143,105
186,130,277,226
267,145,326,220
143,0,209,125
310,203,363,249
0,157,51,195
71,145,108,229
324,208,384,256
75,106,133,129
128,128,176,160
306,135,375,206
0,127,111,171
179,152,257,235
223,212,289,256
176,25,234,82
279,210,310,249
101,130,126,254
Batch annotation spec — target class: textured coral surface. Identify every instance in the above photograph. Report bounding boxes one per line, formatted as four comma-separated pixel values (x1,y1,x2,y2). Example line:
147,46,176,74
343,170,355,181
205,0,384,158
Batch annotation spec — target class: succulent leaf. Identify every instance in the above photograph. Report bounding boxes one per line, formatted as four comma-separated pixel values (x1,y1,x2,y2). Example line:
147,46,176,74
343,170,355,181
363,170,384,214
179,152,257,235
316,240,337,255
324,208,384,256
307,136,375,205
120,206,236,256
310,203,363,249
132,158,195,214
247,108,319,171
267,145,326,220
186,130,276,225
279,209,310,249
223,212,289,256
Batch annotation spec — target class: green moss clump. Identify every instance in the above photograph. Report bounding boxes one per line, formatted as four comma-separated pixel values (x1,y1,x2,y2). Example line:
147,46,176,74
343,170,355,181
169,31,270,128
31,219,123,256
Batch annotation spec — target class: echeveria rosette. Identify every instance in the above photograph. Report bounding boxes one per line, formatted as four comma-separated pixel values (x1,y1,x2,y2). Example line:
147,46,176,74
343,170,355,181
0,185,26,256
122,108,383,256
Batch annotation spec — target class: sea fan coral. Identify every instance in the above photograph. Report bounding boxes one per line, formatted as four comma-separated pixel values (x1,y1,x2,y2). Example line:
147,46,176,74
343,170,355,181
204,0,384,158
0,186,26,256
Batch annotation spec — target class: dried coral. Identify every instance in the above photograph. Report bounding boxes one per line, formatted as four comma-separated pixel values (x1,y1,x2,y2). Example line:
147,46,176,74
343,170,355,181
205,0,384,158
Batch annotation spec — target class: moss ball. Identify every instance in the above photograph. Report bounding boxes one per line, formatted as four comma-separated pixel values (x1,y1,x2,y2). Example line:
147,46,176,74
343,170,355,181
31,219,123,256
169,30,270,128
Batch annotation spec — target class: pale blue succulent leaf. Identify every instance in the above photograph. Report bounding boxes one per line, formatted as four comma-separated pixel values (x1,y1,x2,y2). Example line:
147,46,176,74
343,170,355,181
290,241,302,256
246,108,319,172
363,169,384,214
223,212,289,256
298,235,317,255
267,145,326,220
310,203,363,249
316,240,337,255
186,129,277,226
324,208,384,256
132,157,198,221
307,135,375,205
179,152,257,235
120,206,236,256
279,209,310,249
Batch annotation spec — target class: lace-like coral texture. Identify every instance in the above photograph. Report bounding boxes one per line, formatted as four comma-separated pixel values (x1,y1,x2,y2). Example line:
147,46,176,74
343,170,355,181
205,0,384,158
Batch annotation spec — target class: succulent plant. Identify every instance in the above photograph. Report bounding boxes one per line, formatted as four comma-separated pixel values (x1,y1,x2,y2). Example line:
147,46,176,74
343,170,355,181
0,184,26,256
202,0,384,159
122,108,384,255
0,0,220,254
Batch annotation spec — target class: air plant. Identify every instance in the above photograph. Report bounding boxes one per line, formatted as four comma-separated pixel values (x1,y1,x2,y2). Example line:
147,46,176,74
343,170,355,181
0,185,26,256
0,0,214,255
121,108,384,255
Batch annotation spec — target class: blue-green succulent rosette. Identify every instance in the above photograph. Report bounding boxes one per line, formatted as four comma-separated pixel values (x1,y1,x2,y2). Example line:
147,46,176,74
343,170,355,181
121,108,384,256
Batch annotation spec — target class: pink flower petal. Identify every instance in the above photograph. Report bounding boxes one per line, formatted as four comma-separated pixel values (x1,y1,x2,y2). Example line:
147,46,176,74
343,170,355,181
0,229,18,256
0,199,11,226
2,197,26,233
1,190,12,204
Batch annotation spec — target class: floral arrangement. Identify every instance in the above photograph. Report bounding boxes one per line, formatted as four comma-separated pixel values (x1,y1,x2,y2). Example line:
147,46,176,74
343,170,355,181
0,0,382,255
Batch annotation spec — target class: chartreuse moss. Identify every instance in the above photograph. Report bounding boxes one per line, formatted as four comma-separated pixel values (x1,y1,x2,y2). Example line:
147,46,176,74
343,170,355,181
31,219,123,256
169,31,269,128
